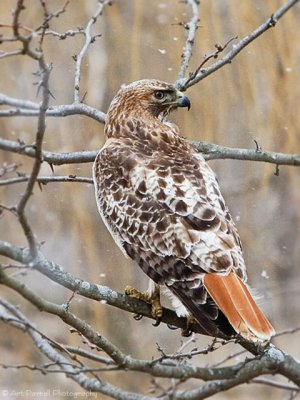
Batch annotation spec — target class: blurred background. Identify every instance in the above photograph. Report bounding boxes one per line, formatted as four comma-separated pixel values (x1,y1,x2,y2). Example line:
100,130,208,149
0,0,299,398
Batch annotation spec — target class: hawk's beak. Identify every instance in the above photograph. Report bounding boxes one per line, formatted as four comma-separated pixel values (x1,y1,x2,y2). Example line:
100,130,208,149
176,91,191,110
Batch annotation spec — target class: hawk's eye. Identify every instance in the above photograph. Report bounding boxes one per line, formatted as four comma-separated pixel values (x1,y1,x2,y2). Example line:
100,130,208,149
154,91,165,100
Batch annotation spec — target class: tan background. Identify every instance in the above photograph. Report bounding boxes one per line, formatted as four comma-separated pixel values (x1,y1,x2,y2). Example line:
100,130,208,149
0,0,299,398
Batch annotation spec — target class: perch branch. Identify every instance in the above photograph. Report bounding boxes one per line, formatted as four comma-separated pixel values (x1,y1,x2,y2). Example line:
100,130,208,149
0,258,300,396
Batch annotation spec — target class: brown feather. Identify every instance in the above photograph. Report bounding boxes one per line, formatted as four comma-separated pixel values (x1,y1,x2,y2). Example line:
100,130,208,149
94,79,275,343
203,272,275,341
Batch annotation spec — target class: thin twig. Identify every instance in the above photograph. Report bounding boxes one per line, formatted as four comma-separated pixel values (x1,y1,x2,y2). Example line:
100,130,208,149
177,0,200,81
252,377,300,392
9,0,52,258
176,0,300,90
0,175,93,187
73,1,110,103
0,93,106,122
183,36,237,87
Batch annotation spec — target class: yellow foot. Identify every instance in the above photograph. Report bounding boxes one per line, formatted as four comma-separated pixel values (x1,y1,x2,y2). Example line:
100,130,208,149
125,284,163,323
181,315,197,337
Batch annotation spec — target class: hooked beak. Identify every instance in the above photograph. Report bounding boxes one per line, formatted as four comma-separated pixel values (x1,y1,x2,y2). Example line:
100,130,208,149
176,91,191,110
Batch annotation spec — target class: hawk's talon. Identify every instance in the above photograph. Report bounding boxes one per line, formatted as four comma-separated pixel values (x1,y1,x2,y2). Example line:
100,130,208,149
167,324,179,330
152,319,161,327
181,327,193,337
133,314,143,321
181,315,197,337
125,284,163,322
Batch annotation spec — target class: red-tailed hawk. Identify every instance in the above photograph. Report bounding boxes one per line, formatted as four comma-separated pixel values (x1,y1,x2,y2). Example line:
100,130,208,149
93,79,275,342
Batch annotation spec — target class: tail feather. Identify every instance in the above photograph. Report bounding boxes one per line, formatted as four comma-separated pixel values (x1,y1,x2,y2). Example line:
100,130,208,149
203,272,275,342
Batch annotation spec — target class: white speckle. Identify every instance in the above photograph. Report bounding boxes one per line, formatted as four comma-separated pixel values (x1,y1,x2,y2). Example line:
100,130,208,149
99,273,106,278
158,3,167,9
235,215,240,222
232,44,237,49
97,284,118,299
285,67,292,73
81,281,90,290
267,346,285,363
157,14,168,24
173,36,178,41
158,48,166,54
261,270,269,280
167,67,173,71
100,299,107,304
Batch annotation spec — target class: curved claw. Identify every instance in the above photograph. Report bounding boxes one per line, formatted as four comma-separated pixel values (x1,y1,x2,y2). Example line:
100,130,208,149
181,327,193,337
152,319,161,327
167,324,179,330
133,314,143,321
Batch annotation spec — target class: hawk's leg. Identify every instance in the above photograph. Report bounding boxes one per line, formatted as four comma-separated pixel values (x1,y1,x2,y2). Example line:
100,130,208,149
125,282,163,323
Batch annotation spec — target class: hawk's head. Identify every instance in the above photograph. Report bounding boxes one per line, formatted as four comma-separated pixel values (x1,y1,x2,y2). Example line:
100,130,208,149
108,79,190,120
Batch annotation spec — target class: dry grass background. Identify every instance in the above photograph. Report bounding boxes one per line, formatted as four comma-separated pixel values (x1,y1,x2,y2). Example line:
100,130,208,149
0,0,299,398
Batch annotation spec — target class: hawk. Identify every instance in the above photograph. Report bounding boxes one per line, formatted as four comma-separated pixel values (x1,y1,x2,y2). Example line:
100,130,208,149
93,79,275,342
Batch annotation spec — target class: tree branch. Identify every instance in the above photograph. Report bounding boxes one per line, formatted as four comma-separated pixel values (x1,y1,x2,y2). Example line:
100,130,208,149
0,175,93,187
0,239,223,339
8,0,52,258
73,0,111,103
177,0,200,81
0,297,151,400
176,0,300,90
0,94,106,123
0,262,299,399
193,141,300,166
1,136,299,168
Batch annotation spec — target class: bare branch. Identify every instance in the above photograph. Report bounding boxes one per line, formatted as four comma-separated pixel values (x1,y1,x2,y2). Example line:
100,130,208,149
183,36,237,87
192,141,300,166
0,92,40,109
0,93,106,122
0,239,226,339
16,59,51,257
1,2,300,397
1,264,300,390
0,175,93,187
35,0,70,33
0,297,151,400
6,0,52,257
0,49,23,59
176,0,300,90
252,377,300,392
73,0,111,103
1,136,299,168
177,0,200,81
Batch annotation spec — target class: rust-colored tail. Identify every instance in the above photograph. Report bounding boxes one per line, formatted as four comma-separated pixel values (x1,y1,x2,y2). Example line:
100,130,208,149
203,272,275,342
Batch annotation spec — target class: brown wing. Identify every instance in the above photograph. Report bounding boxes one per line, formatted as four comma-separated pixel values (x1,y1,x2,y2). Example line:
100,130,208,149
93,136,274,340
